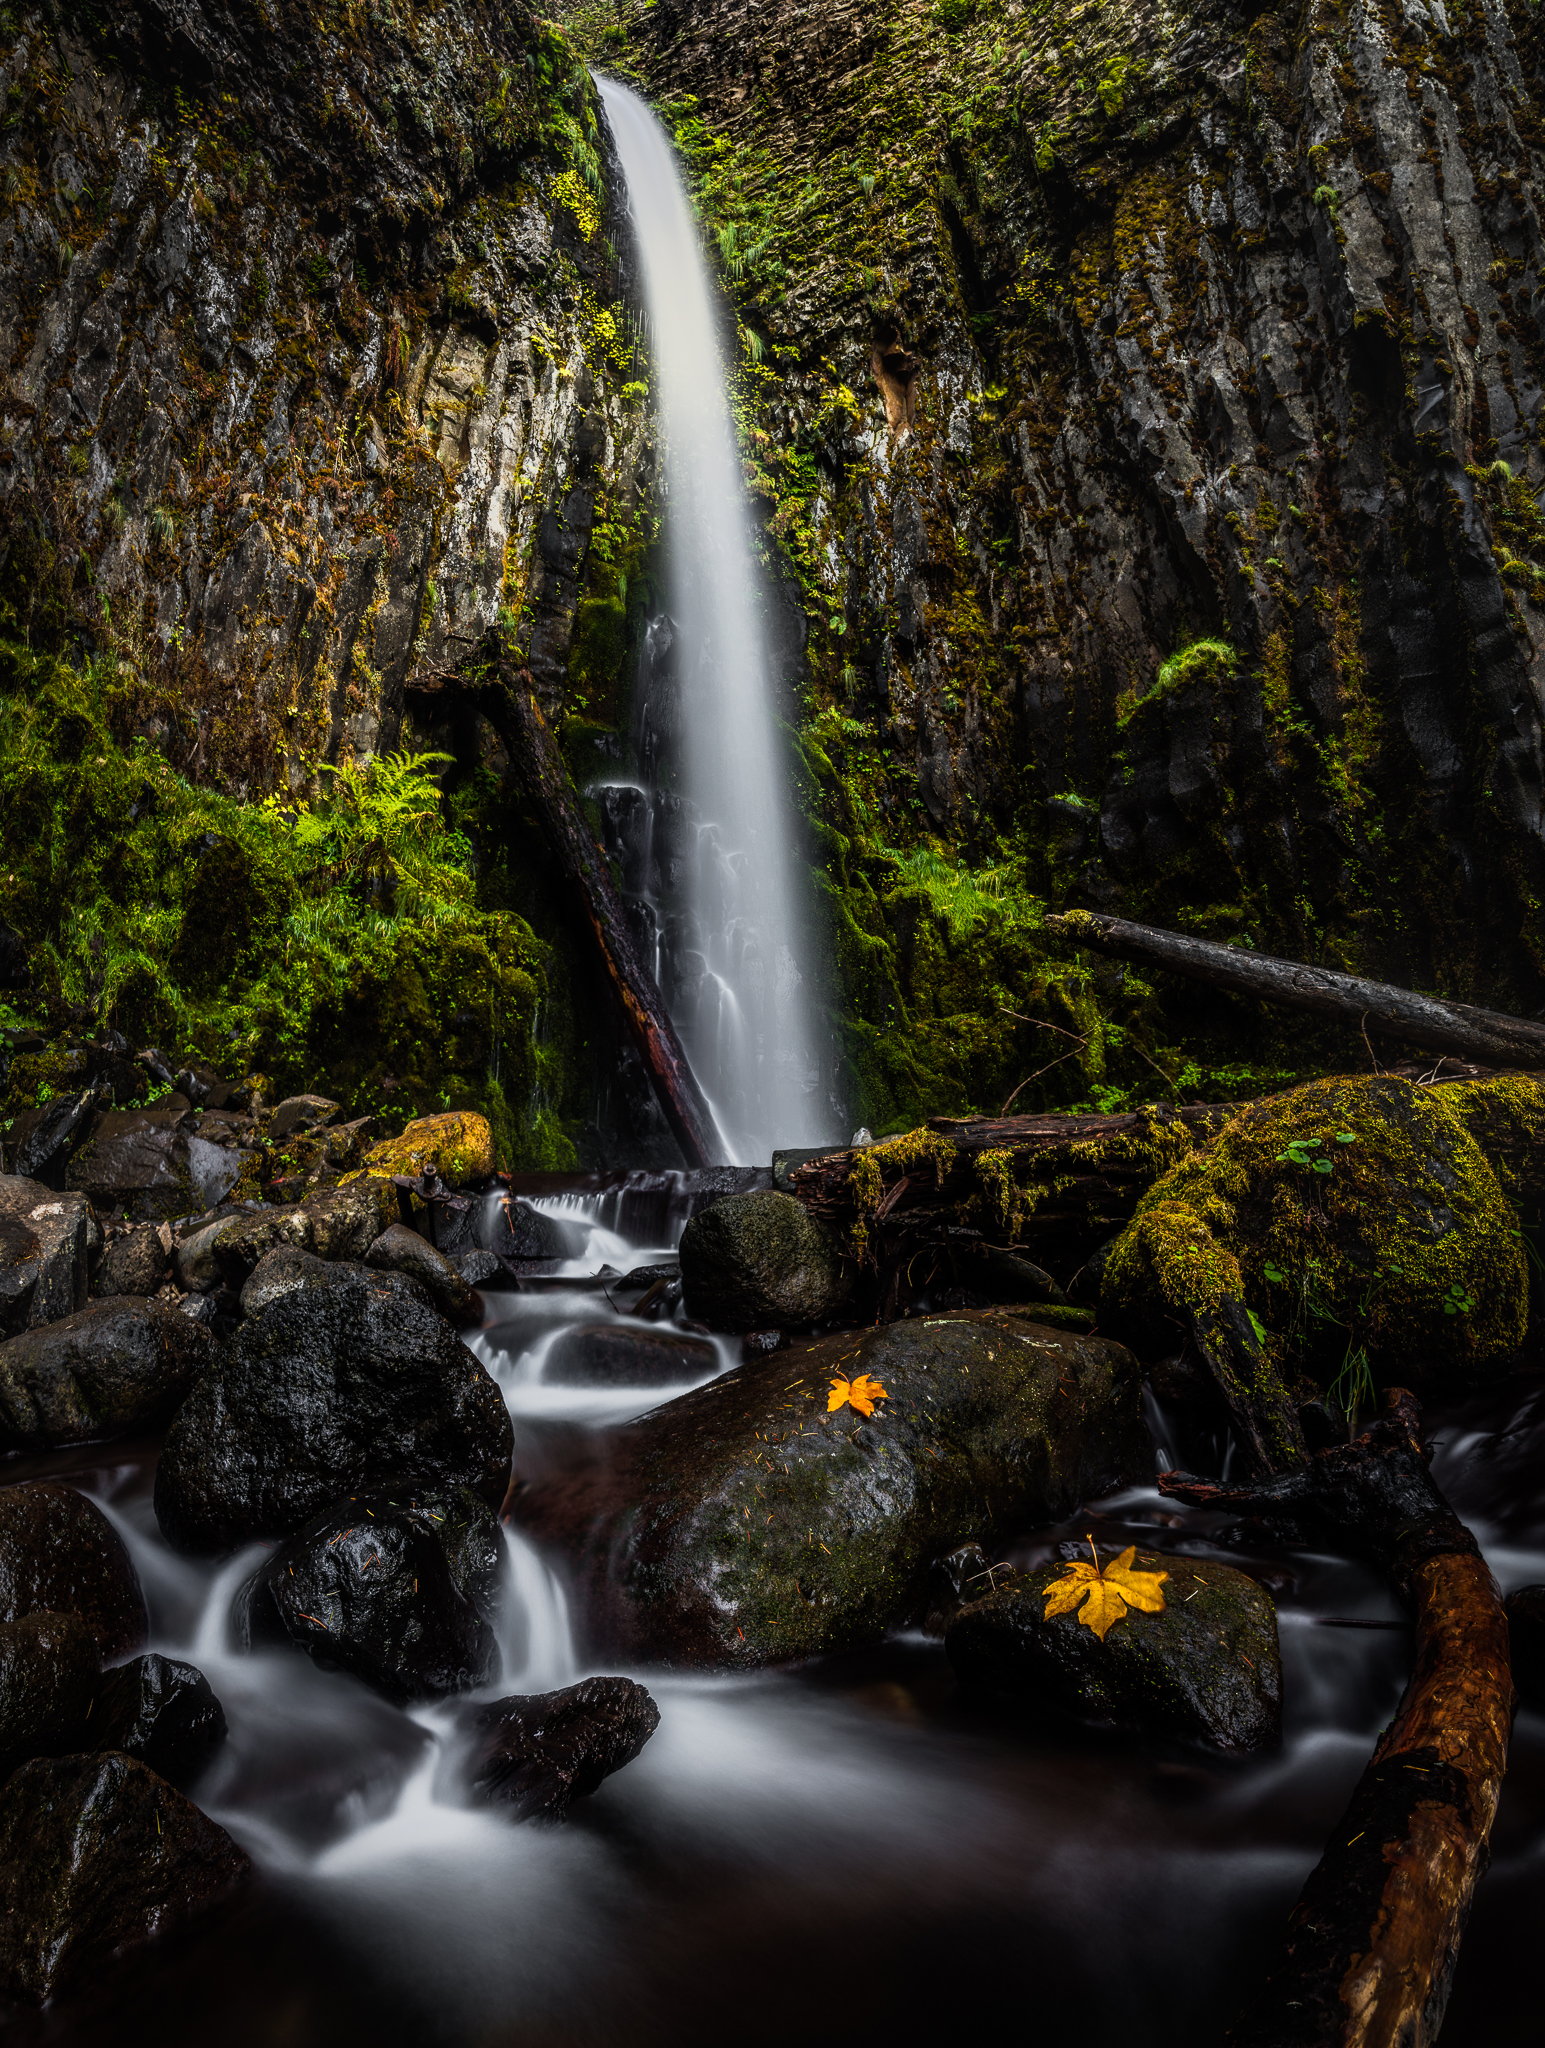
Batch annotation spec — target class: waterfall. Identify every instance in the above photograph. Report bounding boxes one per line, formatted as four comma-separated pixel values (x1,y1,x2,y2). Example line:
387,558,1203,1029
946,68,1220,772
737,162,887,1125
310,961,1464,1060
596,78,830,1166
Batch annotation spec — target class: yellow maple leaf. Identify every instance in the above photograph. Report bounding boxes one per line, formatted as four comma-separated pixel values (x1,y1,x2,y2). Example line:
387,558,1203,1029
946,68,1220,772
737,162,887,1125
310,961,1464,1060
828,1372,889,1417
1043,1535,1168,1641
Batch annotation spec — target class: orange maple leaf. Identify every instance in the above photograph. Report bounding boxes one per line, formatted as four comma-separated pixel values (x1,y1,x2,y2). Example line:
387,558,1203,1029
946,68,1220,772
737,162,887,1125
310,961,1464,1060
828,1372,889,1417
1042,1535,1168,1641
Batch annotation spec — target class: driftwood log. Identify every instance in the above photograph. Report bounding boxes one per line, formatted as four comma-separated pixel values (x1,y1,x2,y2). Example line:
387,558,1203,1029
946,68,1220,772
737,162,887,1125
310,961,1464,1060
1048,910,1545,1070
1162,1392,1513,2048
439,655,719,1171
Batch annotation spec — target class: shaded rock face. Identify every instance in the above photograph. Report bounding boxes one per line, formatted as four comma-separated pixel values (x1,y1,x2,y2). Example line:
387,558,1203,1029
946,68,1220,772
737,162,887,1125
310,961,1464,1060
679,1191,855,1332
95,1223,172,1299
93,1655,229,1789
236,1488,506,1704
0,1296,213,1449
0,1482,147,1657
0,1612,100,1778
946,1551,1283,1753
366,1223,479,1326
0,1752,250,2002
0,1177,90,1335
543,1321,718,1388
67,1108,247,1221
154,1263,513,1553
465,1675,660,1821
515,1310,1147,1668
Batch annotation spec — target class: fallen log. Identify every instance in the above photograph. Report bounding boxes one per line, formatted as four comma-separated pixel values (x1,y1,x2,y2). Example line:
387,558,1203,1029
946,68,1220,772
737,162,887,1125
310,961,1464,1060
1161,1391,1513,2048
482,662,719,1170
1048,910,1545,1070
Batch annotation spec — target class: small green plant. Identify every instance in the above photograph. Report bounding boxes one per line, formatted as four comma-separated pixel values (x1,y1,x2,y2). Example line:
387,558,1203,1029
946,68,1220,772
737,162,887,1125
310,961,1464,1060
1329,1343,1376,1431
1276,1130,1355,1174
149,505,176,550
933,0,977,27
1442,1282,1476,1317
1312,183,1341,218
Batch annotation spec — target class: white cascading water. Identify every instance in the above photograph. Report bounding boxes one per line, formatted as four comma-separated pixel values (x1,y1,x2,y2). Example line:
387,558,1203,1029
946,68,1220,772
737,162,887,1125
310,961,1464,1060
596,78,828,1166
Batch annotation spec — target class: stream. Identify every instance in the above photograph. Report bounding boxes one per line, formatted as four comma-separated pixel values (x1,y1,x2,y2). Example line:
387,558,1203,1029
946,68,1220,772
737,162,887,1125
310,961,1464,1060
4,1181,1542,2047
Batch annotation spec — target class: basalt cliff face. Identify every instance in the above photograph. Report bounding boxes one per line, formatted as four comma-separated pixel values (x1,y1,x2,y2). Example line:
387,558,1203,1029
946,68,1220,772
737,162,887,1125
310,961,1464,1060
580,0,1545,1124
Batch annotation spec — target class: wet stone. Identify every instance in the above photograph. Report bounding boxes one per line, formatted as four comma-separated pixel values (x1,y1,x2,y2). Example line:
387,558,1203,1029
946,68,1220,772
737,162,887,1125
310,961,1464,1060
234,1486,507,1703
465,1675,660,1821
0,1295,214,1449
0,1751,250,2001
0,1612,99,1778
543,1321,718,1388
95,1222,172,1299
366,1222,479,1325
679,1189,855,1332
945,1550,1283,1753
0,1481,146,1657
93,1653,228,1788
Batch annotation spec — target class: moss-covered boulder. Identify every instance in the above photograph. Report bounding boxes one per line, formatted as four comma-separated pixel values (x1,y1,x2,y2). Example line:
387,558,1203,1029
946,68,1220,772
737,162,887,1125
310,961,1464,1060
946,1551,1281,1753
1101,1075,1540,1410
679,1189,855,1331
516,1309,1148,1669
354,1111,494,1191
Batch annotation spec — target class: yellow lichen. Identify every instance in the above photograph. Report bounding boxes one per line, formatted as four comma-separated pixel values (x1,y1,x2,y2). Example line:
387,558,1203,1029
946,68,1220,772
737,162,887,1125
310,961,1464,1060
349,1110,494,1190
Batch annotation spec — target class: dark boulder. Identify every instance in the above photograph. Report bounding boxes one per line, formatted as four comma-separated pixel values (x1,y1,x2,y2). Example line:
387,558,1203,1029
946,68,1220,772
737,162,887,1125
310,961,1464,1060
154,1262,513,1553
366,1223,479,1324
9,1090,100,1188
543,1321,718,1388
945,1549,1283,1752
302,1177,400,1260
464,1675,659,1820
679,1189,854,1331
267,1094,341,1141
95,1223,172,1299
454,1248,507,1290
1505,1585,1545,1710
93,1654,228,1787
515,1310,1147,1668
0,1177,90,1333
0,1751,250,2001
238,1244,333,1318
64,1106,235,1221
178,1201,312,1293
235,1487,506,1703
488,1196,569,1261
0,1296,214,1449
0,1482,146,1656
0,1612,99,1777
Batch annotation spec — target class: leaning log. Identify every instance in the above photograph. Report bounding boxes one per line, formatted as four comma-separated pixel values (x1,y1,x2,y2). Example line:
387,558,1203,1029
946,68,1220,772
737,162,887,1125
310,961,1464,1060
486,663,719,1170
1161,1392,1513,2048
1048,910,1545,1070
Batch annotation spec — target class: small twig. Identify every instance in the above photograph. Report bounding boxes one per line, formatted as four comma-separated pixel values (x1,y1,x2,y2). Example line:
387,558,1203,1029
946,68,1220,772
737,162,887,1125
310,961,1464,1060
998,1008,1087,1043
1360,1008,1383,1074
1000,1046,1084,1114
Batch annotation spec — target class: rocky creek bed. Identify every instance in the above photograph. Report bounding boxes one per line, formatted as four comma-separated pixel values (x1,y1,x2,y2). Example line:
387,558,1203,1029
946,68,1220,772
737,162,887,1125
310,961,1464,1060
0,1112,1539,2044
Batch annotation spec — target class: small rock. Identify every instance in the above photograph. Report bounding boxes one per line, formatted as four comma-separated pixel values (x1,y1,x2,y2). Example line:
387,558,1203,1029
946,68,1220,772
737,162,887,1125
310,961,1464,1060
0,1612,99,1777
154,1261,513,1553
92,1653,228,1787
465,1675,659,1820
741,1330,782,1356
1505,1585,1545,1710
0,1296,214,1449
0,1481,147,1656
238,1244,332,1317
543,1321,717,1387
302,1176,400,1261
196,1202,314,1291
453,1248,507,1290
366,1223,479,1324
267,1094,341,1141
487,1197,569,1260
95,1223,171,1299
678,1189,854,1331
945,1550,1282,1752
235,1487,506,1703
356,1111,494,1191
0,1177,91,1333
0,1752,250,2002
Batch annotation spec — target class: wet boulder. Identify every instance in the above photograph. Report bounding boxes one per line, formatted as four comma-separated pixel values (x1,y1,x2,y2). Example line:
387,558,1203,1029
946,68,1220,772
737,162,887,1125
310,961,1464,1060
0,1297,214,1449
488,1197,569,1261
154,1261,513,1553
465,1675,659,1821
543,1321,717,1388
945,1550,1282,1752
0,1482,146,1656
515,1310,1147,1668
0,1612,99,1777
67,1105,248,1220
238,1244,333,1318
93,1654,228,1788
95,1222,172,1299
301,1176,399,1261
267,1094,341,1142
355,1111,494,1190
678,1189,854,1332
0,1177,90,1334
0,1752,250,2001
7,1091,99,1187
366,1223,479,1324
235,1486,506,1703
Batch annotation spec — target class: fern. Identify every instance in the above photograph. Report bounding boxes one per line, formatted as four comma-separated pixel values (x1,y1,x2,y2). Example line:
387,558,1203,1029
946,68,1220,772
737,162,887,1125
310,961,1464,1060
883,846,1034,938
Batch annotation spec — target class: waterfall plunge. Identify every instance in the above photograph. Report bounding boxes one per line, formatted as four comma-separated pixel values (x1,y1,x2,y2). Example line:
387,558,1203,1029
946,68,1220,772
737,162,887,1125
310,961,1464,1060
597,78,829,1165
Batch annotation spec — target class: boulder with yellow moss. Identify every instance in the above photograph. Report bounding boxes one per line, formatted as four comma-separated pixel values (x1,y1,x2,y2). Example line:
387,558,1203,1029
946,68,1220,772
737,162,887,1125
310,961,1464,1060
1099,1074,1545,1475
350,1113,495,1192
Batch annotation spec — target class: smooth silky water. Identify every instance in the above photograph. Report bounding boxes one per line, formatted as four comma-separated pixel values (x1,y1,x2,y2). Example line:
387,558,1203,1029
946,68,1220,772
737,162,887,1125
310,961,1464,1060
4,1183,1543,2048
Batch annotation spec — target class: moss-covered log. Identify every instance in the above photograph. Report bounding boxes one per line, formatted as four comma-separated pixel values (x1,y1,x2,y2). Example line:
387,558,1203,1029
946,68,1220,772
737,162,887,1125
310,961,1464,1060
1050,913,1545,1070
1161,1394,1514,2047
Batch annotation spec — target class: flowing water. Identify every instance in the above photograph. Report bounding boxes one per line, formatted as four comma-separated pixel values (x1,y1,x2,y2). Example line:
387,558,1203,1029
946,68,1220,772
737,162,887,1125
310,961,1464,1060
593,78,829,1166
7,1187,1545,2047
